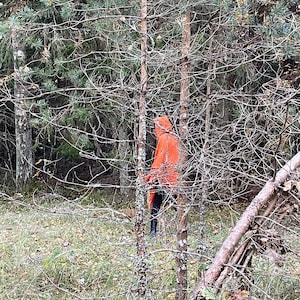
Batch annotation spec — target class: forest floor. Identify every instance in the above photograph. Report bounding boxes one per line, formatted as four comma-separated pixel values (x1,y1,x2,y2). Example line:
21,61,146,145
0,190,299,300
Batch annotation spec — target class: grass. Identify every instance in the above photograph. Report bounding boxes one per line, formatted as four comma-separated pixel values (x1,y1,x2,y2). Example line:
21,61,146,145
251,230,300,300
0,194,298,299
0,199,136,300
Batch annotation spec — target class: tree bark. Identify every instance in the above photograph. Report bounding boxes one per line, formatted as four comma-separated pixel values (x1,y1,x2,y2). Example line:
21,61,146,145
11,26,32,192
118,112,130,197
197,38,213,278
135,0,148,297
176,11,190,300
190,151,300,299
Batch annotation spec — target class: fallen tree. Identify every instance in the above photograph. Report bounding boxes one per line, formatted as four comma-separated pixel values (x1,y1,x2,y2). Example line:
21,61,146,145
190,151,300,299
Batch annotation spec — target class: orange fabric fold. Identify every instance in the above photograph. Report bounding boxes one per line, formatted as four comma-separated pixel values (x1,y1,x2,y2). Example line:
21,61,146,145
145,116,179,210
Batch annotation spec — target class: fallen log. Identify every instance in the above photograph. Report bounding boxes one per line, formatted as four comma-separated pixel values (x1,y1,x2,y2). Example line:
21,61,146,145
190,151,300,299
214,195,279,289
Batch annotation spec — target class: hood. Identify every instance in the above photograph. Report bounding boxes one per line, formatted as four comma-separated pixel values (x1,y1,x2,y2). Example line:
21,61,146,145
154,116,174,138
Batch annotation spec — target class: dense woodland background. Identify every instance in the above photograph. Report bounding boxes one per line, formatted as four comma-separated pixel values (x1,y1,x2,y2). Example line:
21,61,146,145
0,0,299,299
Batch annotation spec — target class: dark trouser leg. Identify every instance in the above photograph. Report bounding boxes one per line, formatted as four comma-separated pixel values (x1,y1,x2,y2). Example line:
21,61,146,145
150,193,163,235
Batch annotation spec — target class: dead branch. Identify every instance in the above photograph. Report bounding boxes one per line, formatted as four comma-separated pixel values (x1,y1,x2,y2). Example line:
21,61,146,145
190,151,300,299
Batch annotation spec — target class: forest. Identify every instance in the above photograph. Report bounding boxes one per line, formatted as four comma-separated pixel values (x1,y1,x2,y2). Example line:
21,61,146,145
0,0,299,299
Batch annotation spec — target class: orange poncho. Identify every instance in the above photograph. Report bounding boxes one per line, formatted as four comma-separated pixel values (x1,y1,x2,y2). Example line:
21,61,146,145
145,116,179,209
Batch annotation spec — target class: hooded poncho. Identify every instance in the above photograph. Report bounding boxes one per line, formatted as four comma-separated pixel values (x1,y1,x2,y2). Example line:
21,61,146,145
145,116,179,208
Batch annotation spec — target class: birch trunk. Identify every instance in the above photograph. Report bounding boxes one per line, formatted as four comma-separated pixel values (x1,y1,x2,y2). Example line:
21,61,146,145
190,151,300,299
118,113,130,197
135,0,147,297
176,12,190,300
197,38,213,277
11,26,32,192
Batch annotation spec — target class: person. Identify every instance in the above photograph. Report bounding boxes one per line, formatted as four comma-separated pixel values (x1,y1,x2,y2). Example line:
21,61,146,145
145,116,179,235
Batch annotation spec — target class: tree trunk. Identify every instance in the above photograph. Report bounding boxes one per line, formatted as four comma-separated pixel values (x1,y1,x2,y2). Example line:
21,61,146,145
190,151,300,299
176,11,190,300
197,38,213,278
11,26,32,192
135,0,147,297
118,112,130,197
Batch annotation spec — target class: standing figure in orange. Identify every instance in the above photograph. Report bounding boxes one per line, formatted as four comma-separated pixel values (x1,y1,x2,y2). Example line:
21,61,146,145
145,116,179,235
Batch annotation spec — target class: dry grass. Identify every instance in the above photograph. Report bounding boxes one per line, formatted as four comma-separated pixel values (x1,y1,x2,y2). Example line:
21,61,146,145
0,196,298,300
0,200,137,299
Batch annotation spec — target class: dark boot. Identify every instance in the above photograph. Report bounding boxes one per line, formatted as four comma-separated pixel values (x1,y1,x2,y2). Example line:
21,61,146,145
150,219,157,236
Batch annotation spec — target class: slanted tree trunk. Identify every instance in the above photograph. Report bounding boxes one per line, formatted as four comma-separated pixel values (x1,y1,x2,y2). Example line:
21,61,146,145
176,11,190,300
190,151,300,299
11,26,32,192
135,0,147,297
